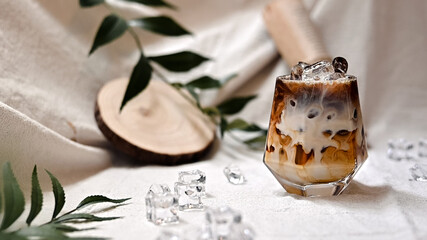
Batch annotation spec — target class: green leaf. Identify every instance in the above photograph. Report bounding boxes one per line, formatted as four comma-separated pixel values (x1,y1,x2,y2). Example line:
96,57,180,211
220,117,227,139
68,237,108,240
244,135,267,149
53,213,120,224
221,73,238,85
226,118,263,132
50,223,96,232
0,162,25,230
15,225,66,239
120,54,152,111
148,51,209,72
170,82,184,89
184,86,200,106
69,238,108,240
123,0,176,9
202,107,220,117
26,166,43,225
186,76,221,89
46,170,65,220
0,232,27,240
89,14,128,55
76,195,130,210
129,16,191,36
217,95,257,115
0,191,2,215
79,0,104,7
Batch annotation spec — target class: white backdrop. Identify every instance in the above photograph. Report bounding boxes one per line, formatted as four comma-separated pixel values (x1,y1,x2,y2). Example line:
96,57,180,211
1,0,427,239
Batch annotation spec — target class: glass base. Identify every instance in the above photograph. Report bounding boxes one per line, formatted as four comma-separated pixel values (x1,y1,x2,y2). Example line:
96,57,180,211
267,166,358,197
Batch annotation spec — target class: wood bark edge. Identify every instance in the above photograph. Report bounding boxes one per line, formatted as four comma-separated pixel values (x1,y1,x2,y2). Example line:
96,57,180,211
95,80,216,165
95,103,216,165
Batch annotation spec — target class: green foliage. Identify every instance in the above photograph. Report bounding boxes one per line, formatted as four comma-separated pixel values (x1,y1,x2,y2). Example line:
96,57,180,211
120,54,153,110
226,118,263,132
221,73,238,85
15,225,67,239
202,107,220,117
1,163,25,230
49,224,94,232
81,0,267,149
54,214,120,223
244,135,268,149
217,95,257,115
89,14,128,55
76,195,130,210
220,117,227,138
123,0,175,9
26,166,43,225
0,232,26,240
46,170,65,220
186,76,221,89
185,86,200,106
129,16,191,36
79,0,104,7
0,162,129,239
148,51,210,72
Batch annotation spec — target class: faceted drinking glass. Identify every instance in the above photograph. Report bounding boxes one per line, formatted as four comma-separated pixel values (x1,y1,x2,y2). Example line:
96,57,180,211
263,74,368,197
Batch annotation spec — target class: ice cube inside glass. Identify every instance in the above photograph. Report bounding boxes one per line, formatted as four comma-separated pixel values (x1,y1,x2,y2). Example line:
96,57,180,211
264,61,368,197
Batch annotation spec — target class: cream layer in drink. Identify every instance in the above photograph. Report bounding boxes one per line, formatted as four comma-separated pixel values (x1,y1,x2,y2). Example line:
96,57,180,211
264,65,368,186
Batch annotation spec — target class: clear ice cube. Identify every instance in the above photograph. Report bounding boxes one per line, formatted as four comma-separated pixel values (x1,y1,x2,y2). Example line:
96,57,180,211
146,184,179,225
301,61,334,81
325,72,345,81
419,138,427,158
179,170,206,185
174,182,204,210
175,170,206,210
387,138,414,160
410,164,427,181
206,206,242,239
224,164,246,185
291,62,308,80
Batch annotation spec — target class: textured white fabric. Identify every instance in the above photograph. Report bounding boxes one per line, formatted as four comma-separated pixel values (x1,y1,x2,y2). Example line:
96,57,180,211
1,0,427,239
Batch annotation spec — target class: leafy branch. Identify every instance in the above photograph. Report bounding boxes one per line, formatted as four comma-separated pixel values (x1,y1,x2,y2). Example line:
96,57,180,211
0,162,130,239
80,0,267,148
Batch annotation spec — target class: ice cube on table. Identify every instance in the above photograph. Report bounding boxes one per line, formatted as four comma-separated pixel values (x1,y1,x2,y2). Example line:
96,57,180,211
175,170,206,210
179,170,206,185
419,138,427,158
387,138,414,160
146,184,179,225
223,164,246,185
174,182,204,211
206,206,242,239
410,163,427,181
301,61,334,81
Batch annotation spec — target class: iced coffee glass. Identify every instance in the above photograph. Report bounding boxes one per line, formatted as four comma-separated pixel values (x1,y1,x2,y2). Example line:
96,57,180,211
264,58,368,197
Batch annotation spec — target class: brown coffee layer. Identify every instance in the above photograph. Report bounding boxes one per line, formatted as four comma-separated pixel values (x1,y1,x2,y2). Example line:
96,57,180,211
265,77,367,185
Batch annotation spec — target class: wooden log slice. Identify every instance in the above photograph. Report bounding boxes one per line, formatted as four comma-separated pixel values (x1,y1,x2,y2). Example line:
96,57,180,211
95,78,216,165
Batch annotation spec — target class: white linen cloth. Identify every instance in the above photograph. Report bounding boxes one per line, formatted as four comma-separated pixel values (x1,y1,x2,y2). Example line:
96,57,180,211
1,0,427,239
